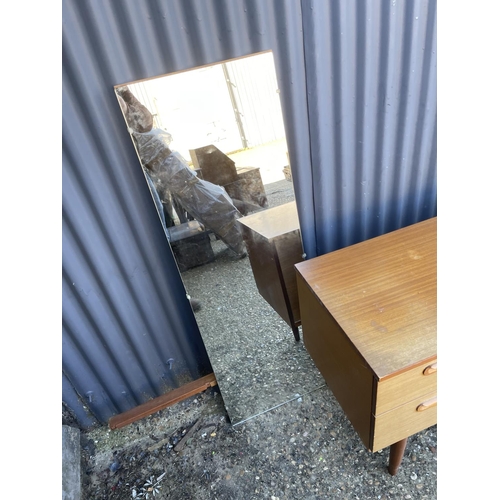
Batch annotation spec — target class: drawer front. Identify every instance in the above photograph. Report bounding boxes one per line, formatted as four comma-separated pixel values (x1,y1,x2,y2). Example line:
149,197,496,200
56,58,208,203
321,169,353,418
375,358,437,415
371,391,437,452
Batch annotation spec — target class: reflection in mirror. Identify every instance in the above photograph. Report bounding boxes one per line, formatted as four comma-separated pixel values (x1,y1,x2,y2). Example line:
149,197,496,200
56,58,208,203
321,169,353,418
115,51,324,424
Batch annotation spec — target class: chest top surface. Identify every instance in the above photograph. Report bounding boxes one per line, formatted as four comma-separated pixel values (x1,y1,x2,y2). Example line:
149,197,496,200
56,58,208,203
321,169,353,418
295,217,437,379
238,201,300,240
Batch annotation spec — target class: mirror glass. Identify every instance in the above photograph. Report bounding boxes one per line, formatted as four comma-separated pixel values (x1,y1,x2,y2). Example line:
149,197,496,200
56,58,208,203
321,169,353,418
115,51,324,424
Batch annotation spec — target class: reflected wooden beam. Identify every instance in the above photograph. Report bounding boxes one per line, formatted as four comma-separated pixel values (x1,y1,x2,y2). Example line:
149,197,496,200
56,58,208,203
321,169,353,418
108,373,218,430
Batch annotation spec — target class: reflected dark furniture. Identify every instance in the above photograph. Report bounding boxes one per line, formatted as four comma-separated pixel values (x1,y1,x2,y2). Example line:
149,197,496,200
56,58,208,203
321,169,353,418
295,217,437,475
189,145,238,186
189,145,267,215
169,220,215,272
238,202,304,340
224,166,268,215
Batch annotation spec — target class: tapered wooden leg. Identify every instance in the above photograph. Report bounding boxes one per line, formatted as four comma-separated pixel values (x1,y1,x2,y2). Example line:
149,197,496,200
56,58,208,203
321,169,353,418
388,438,408,475
292,325,300,342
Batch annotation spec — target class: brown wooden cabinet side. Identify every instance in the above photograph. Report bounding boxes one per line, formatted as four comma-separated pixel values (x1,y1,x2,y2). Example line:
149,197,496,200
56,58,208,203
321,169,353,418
297,273,374,449
241,227,290,326
274,230,304,327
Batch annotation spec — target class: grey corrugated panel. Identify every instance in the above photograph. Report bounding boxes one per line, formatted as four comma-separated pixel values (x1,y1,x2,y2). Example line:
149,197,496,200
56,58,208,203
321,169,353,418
62,0,311,428
62,372,99,429
62,0,436,428
300,0,437,256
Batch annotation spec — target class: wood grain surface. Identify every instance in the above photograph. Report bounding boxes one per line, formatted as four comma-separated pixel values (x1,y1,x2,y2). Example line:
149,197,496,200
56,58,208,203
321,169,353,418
295,217,436,379
237,201,300,240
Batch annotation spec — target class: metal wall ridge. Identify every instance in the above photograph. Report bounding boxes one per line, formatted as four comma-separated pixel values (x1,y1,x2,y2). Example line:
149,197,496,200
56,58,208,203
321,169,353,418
62,0,436,428
301,0,437,254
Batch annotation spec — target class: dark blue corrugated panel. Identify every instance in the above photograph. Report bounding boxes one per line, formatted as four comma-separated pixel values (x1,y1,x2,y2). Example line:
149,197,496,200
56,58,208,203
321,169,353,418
62,0,311,428
62,0,436,427
301,0,437,256
63,372,99,429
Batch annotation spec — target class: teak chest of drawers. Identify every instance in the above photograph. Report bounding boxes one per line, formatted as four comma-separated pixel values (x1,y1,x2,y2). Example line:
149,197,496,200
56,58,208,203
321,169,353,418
295,217,437,474
238,202,304,340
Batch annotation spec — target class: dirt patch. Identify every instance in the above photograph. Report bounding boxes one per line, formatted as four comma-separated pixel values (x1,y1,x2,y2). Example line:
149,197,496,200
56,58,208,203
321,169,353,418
79,385,437,500
80,387,228,499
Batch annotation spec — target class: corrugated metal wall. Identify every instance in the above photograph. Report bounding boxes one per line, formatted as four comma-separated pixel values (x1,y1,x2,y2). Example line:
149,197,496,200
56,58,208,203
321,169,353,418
301,0,437,255
62,0,310,428
62,0,436,428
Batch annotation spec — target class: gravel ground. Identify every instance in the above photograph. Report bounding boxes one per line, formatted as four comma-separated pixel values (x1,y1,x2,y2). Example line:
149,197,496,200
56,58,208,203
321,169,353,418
180,179,324,425
79,386,437,500
76,178,437,499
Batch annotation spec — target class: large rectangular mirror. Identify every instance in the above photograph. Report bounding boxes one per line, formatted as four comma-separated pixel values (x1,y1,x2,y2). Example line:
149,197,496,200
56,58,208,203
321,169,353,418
115,51,324,425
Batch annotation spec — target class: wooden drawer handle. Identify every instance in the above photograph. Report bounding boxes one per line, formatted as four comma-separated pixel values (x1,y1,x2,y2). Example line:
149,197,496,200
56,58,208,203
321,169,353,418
416,397,437,412
423,363,437,375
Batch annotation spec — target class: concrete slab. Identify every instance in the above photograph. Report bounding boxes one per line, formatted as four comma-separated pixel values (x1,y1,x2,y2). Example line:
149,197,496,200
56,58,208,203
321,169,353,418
62,425,81,500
